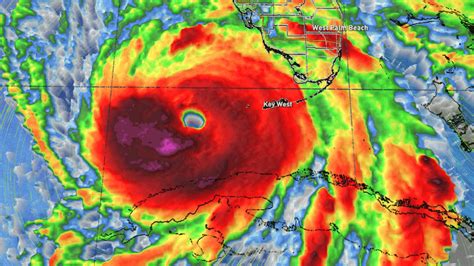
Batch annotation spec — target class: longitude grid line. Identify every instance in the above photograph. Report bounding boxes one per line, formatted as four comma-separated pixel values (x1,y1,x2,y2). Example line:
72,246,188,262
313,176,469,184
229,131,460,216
93,2,120,264
340,0,358,178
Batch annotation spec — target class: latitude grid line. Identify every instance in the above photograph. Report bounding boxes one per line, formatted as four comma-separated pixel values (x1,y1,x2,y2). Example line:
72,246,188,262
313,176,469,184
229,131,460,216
2,84,473,91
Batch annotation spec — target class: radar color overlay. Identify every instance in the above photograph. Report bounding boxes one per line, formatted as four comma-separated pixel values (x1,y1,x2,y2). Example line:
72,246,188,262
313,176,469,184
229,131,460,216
1,0,474,265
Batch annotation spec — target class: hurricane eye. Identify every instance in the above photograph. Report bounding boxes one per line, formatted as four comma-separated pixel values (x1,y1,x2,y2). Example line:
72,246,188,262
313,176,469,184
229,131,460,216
182,110,206,130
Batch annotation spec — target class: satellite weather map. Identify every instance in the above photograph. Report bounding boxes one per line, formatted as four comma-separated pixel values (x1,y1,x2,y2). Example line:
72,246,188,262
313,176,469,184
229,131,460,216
1,0,474,265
